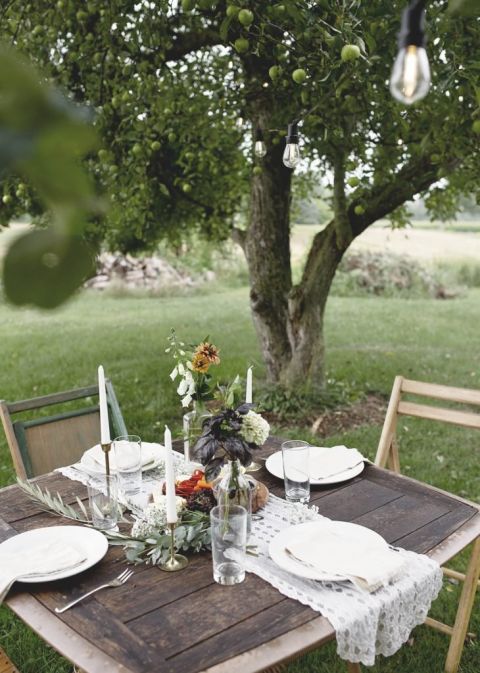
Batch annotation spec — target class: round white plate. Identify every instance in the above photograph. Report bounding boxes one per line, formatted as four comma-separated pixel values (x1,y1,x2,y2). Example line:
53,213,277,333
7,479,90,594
265,447,365,485
269,520,387,582
80,441,165,475
0,526,108,582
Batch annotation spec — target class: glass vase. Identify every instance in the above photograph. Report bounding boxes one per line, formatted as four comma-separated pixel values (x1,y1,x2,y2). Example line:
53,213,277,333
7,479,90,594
215,459,252,534
182,404,211,465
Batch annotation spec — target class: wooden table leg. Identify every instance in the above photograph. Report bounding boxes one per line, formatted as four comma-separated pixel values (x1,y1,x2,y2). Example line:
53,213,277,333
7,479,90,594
445,538,480,673
346,662,361,673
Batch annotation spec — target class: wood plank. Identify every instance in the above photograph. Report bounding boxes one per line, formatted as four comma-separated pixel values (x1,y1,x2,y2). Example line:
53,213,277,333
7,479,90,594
311,478,403,521
393,506,478,554
401,378,480,406
129,574,289,660
6,386,99,413
397,401,480,429
352,494,450,543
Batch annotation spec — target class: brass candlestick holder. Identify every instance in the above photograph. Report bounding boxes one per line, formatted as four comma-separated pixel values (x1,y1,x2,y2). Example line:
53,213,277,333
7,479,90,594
159,523,189,572
101,441,112,477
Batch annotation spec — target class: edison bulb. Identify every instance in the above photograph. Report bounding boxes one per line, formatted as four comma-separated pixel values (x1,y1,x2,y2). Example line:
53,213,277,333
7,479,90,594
283,142,300,169
254,140,267,158
390,45,430,105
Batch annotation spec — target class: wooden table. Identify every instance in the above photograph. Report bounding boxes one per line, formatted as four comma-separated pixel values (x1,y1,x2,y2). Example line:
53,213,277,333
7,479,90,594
1,437,479,673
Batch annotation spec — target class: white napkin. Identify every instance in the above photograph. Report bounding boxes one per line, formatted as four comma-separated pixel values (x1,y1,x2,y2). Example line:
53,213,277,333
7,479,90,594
309,445,365,480
286,524,406,592
0,540,86,604
85,442,155,471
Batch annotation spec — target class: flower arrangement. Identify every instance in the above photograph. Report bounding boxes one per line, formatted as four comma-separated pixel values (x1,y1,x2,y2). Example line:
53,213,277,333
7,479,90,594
194,404,269,481
166,330,221,408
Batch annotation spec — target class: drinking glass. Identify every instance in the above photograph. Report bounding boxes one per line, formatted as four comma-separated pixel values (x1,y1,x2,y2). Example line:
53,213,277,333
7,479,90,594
113,434,142,496
87,474,118,530
210,505,247,585
281,440,310,503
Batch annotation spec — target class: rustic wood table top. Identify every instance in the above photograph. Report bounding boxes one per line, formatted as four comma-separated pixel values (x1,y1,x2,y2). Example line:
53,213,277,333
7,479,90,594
1,436,479,673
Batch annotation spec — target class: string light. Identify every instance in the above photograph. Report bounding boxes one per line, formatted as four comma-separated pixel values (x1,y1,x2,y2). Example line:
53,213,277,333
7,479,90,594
283,122,301,169
390,0,431,105
254,127,267,157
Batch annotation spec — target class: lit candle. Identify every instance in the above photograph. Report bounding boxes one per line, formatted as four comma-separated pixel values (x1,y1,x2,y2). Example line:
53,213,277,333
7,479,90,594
164,425,177,524
246,366,253,404
98,365,111,444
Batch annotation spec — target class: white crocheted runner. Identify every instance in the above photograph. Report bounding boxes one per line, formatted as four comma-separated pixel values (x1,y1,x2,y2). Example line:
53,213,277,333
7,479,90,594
57,464,442,666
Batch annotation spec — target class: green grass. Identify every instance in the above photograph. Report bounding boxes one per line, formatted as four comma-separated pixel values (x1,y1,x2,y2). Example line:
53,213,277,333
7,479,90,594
0,287,479,672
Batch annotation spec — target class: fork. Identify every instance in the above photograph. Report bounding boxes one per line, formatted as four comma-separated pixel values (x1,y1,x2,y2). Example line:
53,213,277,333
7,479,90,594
54,568,134,614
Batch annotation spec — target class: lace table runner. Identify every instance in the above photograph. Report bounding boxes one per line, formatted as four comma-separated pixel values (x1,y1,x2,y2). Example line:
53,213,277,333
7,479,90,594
57,464,443,666
249,494,443,666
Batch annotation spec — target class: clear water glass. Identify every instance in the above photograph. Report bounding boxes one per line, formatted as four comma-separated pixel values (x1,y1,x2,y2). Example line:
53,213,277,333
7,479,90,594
282,440,310,503
210,505,247,585
87,474,118,530
113,434,142,496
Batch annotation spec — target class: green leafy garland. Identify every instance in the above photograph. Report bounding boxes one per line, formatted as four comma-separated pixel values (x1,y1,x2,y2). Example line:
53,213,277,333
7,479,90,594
17,479,211,566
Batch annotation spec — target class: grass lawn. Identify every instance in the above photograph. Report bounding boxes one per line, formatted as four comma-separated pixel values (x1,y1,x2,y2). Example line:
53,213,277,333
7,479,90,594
0,287,479,672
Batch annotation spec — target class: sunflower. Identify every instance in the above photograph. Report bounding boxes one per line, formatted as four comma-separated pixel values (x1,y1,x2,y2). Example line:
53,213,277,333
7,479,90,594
195,342,220,365
191,352,210,373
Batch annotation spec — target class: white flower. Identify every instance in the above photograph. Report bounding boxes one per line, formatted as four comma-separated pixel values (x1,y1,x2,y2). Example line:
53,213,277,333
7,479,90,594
131,496,186,538
178,362,185,375
240,410,270,445
182,394,193,407
169,366,178,381
177,378,188,396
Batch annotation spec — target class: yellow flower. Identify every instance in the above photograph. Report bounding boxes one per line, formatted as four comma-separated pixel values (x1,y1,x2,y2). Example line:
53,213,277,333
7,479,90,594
195,342,220,365
191,353,210,373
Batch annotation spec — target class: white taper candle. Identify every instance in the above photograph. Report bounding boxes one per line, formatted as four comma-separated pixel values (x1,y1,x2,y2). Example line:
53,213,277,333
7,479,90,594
98,365,111,444
164,425,177,524
246,366,253,404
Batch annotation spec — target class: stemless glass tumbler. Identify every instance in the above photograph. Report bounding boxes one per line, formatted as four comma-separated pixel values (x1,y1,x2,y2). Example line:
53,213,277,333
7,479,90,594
210,504,247,586
281,440,310,503
113,434,142,496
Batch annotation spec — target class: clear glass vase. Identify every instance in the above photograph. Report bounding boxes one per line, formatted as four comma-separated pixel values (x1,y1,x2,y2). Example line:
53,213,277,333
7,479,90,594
215,459,252,534
182,404,211,465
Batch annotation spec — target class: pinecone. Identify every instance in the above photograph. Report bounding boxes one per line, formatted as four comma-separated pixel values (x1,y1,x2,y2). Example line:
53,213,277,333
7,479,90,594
186,488,217,514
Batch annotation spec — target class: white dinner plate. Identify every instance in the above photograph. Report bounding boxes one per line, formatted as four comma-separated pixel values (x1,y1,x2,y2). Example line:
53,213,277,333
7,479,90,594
265,447,365,485
0,526,108,582
80,441,165,475
269,520,387,582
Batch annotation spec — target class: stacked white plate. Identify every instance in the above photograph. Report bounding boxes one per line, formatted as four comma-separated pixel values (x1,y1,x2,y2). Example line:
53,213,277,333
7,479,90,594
265,445,365,485
80,441,165,475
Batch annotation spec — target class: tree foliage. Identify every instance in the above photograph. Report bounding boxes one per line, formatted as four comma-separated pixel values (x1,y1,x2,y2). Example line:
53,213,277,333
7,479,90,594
1,1,480,381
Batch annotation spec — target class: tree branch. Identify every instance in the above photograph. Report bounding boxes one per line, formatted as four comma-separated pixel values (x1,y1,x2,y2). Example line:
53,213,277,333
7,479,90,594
332,150,352,251
231,226,246,252
165,28,222,61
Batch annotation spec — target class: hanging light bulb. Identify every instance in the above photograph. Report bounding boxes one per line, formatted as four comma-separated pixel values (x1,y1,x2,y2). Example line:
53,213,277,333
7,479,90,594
283,122,300,169
390,0,430,105
254,127,267,158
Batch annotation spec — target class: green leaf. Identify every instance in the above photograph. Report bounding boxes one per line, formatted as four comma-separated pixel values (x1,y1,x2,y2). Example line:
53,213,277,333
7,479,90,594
2,228,95,308
448,0,480,15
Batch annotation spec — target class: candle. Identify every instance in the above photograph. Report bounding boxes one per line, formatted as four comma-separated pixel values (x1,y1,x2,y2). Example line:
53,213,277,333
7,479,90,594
164,425,177,524
246,366,253,404
98,365,111,444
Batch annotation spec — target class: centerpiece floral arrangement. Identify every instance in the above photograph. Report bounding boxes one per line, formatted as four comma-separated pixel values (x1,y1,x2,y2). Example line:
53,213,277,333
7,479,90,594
15,332,270,567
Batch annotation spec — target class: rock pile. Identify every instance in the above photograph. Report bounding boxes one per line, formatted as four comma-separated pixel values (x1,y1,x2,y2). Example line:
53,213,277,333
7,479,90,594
85,253,202,291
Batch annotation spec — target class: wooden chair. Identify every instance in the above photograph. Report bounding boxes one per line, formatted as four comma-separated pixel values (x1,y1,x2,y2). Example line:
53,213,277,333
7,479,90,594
375,376,480,673
0,381,128,479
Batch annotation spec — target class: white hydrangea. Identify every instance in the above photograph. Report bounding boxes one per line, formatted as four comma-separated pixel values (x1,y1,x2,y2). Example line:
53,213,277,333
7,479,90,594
131,496,186,538
240,410,270,446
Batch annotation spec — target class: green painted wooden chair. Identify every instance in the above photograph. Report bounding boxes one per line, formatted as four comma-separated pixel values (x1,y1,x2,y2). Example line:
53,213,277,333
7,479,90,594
0,381,128,479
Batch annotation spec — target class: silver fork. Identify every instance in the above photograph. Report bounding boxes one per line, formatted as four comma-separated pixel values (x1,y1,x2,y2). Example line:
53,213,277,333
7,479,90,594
54,568,134,614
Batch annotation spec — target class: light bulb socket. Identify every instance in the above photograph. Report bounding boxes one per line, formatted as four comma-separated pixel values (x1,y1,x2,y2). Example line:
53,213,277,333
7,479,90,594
286,122,299,144
255,127,264,142
398,0,427,49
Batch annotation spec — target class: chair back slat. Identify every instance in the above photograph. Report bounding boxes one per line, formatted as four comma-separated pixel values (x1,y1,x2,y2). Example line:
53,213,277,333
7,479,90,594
7,385,99,414
18,411,101,477
397,401,480,430
401,379,480,406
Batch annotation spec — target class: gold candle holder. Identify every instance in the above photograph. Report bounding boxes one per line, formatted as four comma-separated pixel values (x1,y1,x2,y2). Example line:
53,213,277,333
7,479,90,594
101,441,112,477
159,523,189,572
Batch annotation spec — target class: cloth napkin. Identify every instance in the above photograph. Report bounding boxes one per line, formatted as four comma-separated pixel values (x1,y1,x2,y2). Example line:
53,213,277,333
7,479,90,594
309,445,365,480
0,540,86,604
286,523,406,592
85,442,154,471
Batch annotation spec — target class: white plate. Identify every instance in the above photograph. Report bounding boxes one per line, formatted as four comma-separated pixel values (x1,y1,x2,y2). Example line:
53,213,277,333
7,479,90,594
265,447,365,485
269,520,387,582
0,526,108,582
80,441,165,475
